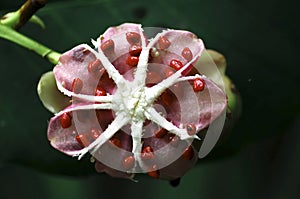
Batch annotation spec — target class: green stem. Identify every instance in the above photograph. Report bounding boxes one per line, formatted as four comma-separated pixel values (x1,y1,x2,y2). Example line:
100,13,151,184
0,23,60,65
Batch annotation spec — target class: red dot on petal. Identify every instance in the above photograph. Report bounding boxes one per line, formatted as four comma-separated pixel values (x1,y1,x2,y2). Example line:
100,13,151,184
154,128,167,138
75,134,90,147
146,71,162,86
193,78,205,92
164,67,175,78
109,138,122,148
129,45,142,56
126,32,141,45
123,155,135,170
72,78,83,94
182,146,194,160
170,59,183,71
141,146,155,161
88,59,102,74
161,91,173,106
169,135,179,147
60,112,72,128
89,128,101,140
143,146,154,153
126,56,139,67
101,39,114,55
148,164,160,179
158,36,171,50
181,47,193,61
95,86,106,96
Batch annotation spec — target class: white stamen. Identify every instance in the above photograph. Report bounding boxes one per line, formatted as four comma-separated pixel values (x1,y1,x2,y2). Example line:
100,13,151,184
83,45,126,86
55,103,112,116
145,107,199,140
56,81,113,103
74,113,130,160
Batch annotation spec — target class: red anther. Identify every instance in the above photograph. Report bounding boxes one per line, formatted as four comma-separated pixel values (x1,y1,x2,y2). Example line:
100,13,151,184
181,47,193,61
126,32,141,45
170,59,183,71
129,45,142,56
164,67,175,78
146,71,162,86
182,146,194,160
143,146,154,153
60,112,72,128
161,91,173,106
123,155,135,170
109,138,122,148
169,135,179,147
126,56,139,67
89,128,101,139
171,83,181,96
95,86,106,96
141,146,155,160
72,78,83,94
186,123,196,136
88,59,102,74
141,151,155,160
75,134,89,147
101,39,114,55
154,128,167,138
148,164,160,179
158,36,171,50
193,78,205,92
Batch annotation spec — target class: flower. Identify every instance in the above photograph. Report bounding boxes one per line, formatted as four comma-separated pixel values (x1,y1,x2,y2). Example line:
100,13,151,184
44,23,227,181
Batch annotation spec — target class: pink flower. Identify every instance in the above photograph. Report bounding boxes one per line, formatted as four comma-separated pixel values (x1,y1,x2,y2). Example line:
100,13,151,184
47,23,227,181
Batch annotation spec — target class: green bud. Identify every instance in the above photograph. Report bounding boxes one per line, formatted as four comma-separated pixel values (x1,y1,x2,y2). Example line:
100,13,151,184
37,71,70,113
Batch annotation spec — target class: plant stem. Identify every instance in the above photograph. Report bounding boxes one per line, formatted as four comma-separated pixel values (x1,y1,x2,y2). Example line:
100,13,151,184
15,0,46,30
0,24,60,65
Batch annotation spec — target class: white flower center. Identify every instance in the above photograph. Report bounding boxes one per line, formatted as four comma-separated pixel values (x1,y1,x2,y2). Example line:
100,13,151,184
73,38,201,172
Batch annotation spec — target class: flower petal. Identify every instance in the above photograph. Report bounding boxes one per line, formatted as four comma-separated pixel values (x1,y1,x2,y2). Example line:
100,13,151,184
48,103,113,155
97,23,147,62
144,62,226,131
92,23,148,82
164,76,227,130
53,44,109,98
148,29,204,75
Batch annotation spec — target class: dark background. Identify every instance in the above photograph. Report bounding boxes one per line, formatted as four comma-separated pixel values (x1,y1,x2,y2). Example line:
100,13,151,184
0,0,299,198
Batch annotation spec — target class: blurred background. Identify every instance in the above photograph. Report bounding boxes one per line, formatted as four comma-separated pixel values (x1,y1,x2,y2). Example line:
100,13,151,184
0,0,299,198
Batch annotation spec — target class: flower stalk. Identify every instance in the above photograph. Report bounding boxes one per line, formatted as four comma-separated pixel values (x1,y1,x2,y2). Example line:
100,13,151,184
0,24,60,64
0,0,61,65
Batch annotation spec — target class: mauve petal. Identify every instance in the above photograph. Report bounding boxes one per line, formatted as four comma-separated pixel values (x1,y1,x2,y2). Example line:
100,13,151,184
53,44,101,97
98,23,147,63
148,30,204,75
145,63,226,131
165,77,227,130
48,103,113,155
